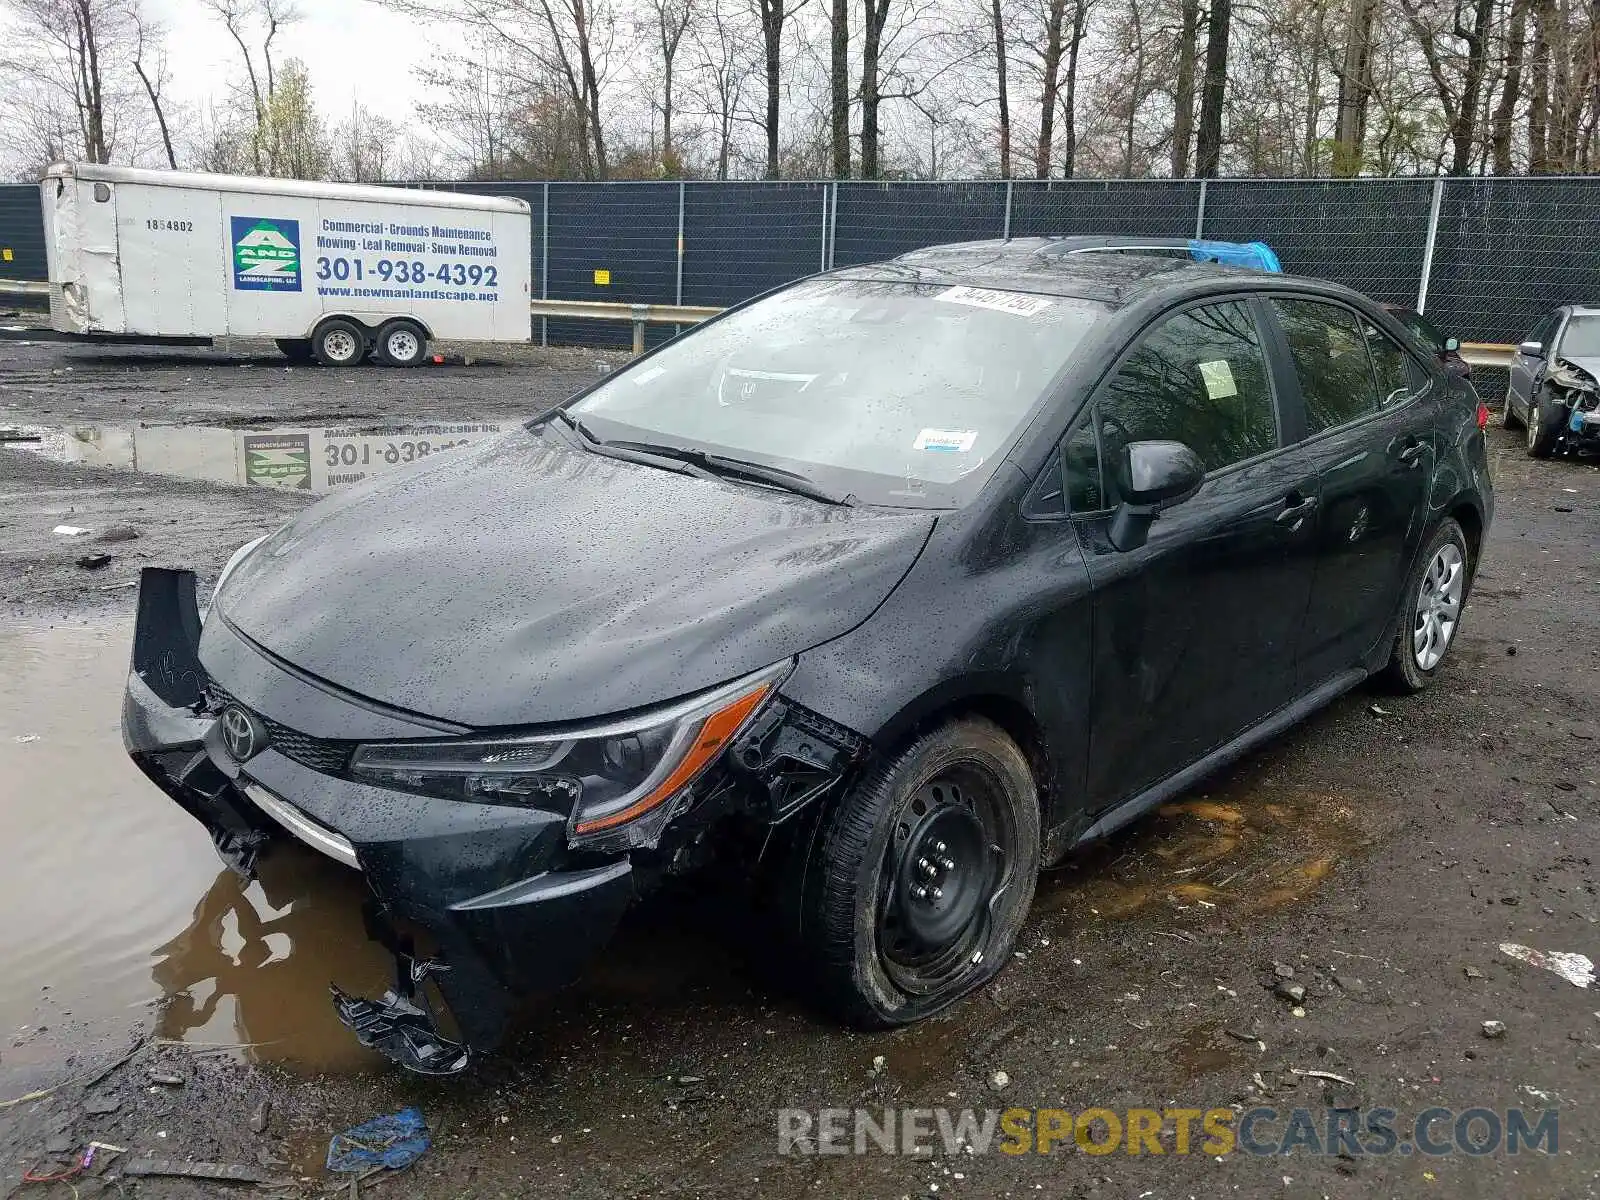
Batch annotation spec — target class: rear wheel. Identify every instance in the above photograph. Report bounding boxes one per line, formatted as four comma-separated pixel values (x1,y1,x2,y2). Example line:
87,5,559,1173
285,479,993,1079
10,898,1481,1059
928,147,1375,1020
275,338,313,362
793,717,1040,1027
312,318,367,367
1382,518,1470,693
1527,391,1565,458
374,319,428,367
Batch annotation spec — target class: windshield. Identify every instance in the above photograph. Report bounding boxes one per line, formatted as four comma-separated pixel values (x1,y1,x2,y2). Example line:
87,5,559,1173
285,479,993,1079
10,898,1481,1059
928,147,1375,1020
1560,315,1600,359
569,277,1105,507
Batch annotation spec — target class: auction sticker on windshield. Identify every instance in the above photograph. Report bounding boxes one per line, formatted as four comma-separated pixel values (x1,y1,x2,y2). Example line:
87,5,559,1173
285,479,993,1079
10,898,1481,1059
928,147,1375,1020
914,428,979,452
936,286,1055,317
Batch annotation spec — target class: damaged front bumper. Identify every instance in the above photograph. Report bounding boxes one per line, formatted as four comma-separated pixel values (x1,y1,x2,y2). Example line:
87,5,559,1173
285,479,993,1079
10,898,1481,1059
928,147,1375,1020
122,569,635,1074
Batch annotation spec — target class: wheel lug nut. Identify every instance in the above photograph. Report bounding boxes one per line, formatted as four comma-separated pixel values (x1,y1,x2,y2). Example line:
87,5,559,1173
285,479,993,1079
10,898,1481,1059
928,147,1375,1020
938,856,955,871
930,887,943,900
918,857,934,875
933,840,946,854
911,884,928,900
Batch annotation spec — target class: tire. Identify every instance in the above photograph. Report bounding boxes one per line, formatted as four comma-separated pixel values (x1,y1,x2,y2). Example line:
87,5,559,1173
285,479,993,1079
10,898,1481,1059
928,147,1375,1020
374,319,428,367
1381,518,1471,693
792,716,1040,1028
275,338,313,362
312,318,367,367
1500,387,1523,430
1526,390,1565,458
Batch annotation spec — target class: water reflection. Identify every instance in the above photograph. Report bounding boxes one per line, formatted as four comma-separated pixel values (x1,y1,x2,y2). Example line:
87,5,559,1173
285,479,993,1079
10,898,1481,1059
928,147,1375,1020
13,420,515,492
151,847,396,1072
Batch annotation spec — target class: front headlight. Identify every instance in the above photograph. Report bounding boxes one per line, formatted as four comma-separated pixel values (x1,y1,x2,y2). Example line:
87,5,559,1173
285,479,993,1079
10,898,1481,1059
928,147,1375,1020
349,661,791,838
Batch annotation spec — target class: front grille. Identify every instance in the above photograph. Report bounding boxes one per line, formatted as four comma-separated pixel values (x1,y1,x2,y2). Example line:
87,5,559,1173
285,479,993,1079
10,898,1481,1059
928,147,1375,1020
206,683,353,775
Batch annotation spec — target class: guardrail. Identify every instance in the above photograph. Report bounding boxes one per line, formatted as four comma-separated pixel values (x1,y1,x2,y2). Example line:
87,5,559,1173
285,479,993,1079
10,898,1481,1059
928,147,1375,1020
0,278,48,300
530,298,723,353
1460,342,1514,369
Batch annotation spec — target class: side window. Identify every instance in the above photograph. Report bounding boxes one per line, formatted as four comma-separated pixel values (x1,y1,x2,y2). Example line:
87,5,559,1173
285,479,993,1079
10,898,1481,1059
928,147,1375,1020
1272,298,1379,433
1097,300,1278,485
1062,418,1104,513
1530,311,1560,349
1365,321,1419,408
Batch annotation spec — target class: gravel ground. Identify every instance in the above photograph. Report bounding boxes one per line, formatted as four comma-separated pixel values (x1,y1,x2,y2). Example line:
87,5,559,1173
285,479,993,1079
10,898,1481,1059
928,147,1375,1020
2,341,1599,1199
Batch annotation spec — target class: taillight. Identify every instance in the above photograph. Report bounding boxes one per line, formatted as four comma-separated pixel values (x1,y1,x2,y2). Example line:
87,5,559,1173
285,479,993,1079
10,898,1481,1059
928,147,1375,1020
1476,401,1490,430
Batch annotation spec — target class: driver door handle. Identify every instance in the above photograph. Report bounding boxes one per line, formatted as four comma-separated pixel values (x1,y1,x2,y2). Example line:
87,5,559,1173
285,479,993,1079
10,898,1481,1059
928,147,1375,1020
1275,492,1319,526
1397,439,1426,467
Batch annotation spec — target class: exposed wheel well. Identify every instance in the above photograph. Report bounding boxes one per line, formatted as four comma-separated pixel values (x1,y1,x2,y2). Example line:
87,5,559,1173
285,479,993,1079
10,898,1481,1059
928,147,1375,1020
1450,501,1484,570
887,693,1055,826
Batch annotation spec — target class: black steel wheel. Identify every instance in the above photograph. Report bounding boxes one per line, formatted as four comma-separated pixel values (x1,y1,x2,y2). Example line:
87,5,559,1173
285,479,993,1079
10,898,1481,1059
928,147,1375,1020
793,716,1040,1027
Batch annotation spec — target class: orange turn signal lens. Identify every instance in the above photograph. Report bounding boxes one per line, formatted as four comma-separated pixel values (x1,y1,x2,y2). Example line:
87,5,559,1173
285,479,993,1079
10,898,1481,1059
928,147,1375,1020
571,683,772,835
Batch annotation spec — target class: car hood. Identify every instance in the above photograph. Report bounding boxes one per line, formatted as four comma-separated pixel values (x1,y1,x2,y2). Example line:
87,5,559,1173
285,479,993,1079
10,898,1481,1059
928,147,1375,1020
216,429,935,727
1557,355,1600,381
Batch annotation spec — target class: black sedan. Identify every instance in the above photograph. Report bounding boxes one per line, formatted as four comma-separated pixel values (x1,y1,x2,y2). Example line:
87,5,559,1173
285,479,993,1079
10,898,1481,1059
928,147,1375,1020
123,243,1493,1073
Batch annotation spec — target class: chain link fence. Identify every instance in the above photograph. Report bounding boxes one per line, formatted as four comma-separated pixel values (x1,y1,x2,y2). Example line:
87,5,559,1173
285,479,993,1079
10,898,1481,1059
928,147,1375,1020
7,176,1600,348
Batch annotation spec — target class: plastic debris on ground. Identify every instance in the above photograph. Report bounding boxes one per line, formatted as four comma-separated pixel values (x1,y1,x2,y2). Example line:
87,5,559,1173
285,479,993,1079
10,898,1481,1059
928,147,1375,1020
1500,942,1596,988
327,1107,431,1174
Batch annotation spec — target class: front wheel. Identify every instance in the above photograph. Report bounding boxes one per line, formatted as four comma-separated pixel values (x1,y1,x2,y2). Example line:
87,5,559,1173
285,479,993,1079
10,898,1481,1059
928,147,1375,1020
1381,518,1470,693
1527,392,1565,458
794,717,1040,1027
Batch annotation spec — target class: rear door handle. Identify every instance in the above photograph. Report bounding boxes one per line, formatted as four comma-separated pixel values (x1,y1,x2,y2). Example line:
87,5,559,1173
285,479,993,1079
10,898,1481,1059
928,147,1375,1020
1397,440,1426,466
1275,493,1319,526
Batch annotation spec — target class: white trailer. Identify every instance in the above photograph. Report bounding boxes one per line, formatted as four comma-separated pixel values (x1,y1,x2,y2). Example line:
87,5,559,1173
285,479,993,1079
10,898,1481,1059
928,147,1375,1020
40,163,532,366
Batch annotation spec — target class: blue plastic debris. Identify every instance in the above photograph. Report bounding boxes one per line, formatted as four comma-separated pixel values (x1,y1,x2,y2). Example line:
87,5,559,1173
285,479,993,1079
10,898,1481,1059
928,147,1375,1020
326,1107,431,1174
1188,239,1283,272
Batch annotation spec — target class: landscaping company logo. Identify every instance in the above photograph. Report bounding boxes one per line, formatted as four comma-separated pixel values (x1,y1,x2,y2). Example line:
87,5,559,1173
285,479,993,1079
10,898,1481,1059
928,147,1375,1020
243,432,311,489
231,216,301,291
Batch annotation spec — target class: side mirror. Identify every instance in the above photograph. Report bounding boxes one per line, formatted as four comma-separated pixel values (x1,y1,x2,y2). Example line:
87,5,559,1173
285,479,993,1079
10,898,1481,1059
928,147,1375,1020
1443,335,1460,353
1108,440,1205,552
1518,340,1544,359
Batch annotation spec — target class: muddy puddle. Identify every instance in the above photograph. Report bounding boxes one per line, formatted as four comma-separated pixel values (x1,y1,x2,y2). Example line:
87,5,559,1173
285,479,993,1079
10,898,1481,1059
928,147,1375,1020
0,618,395,1089
6,419,516,492
1036,778,1377,922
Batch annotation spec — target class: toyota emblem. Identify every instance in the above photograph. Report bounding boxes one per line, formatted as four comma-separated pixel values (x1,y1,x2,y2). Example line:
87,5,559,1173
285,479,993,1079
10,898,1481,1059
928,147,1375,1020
219,705,262,762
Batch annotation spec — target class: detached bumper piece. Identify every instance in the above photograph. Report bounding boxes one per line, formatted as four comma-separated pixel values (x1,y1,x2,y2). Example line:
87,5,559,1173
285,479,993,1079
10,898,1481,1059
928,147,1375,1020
332,904,469,1075
122,568,636,1075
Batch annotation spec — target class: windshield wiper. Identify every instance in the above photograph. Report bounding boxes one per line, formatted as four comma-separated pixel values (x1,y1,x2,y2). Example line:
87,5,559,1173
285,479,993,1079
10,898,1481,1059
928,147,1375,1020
604,440,857,507
544,412,712,479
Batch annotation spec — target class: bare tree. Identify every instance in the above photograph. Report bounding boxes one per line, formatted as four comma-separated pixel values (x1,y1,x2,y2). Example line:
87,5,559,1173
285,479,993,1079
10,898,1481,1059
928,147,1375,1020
831,0,850,174
750,0,813,175
650,0,697,170
130,3,176,168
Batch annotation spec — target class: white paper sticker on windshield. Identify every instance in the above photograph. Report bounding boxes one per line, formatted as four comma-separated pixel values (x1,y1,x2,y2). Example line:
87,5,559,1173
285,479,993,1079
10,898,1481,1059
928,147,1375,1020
915,428,978,453
632,366,666,385
1198,359,1238,399
935,285,1054,318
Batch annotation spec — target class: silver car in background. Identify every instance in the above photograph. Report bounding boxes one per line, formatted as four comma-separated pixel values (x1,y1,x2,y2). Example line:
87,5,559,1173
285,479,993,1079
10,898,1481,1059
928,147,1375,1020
1503,304,1600,457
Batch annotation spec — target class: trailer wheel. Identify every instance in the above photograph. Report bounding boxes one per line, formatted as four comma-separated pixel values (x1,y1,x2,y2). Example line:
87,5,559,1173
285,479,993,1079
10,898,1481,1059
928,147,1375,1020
374,319,428,367
274,338,313,362
313,318,367,367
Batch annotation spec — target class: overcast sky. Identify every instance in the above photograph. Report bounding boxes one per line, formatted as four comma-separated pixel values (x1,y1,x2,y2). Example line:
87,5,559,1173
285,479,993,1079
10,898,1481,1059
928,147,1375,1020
144,0,441,126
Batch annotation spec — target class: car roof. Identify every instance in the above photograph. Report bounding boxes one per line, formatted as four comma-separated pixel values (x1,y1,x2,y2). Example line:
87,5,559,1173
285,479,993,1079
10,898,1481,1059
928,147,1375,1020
831,238,1342,310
